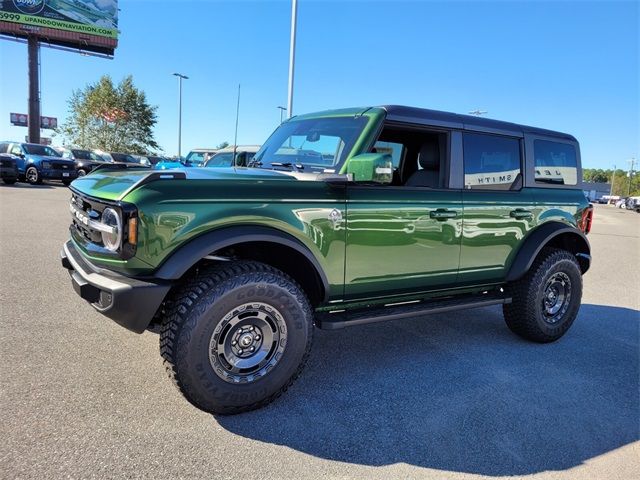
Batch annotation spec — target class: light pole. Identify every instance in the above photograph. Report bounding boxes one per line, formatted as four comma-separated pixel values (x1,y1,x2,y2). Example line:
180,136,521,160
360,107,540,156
173,73,188,157
627,157,636,196
277,106,287,123
287,0,298,119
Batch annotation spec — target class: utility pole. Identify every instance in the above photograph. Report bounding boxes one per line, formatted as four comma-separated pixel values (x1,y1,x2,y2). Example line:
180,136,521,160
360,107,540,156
610,165,616,197
627,157,636,196
277,106,287,123
286,0,298,119
173,73,189,157
28,36,41,144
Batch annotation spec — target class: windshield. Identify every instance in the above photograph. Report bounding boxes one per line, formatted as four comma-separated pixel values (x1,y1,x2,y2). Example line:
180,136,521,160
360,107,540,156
185,151,208,166
205,152,234,168
71,149,93,160
23,144,61,157
251,116,368,171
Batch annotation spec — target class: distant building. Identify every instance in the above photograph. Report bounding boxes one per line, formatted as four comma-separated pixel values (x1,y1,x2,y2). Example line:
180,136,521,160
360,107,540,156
583,182,611,201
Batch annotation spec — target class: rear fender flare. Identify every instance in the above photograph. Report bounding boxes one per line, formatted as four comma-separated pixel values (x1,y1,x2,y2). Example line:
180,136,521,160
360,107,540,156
506,222,591,282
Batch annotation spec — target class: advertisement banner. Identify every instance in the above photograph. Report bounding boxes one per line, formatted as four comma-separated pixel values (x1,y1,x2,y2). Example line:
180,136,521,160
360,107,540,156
0,0,118,39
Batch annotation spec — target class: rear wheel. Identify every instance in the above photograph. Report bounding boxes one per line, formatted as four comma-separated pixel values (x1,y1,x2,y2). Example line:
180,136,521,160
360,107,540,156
2,178,16,185
25,166,41,185
503,248,582,343
160,261,314,414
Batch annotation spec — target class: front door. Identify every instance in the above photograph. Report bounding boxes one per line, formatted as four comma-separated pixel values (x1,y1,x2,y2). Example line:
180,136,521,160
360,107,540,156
344,186,463,300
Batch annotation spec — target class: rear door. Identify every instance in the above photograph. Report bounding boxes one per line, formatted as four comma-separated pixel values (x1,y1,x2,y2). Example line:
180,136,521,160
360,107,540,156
458,131,536,284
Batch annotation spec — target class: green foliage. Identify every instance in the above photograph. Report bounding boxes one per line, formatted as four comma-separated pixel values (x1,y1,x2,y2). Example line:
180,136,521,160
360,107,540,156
583,168,639,196
58,75,159,154
216,141,230,149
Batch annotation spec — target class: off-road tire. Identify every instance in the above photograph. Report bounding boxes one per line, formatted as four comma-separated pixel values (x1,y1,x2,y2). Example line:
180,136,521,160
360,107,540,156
25,166,41,185
503,247,582,343
160,261,314,415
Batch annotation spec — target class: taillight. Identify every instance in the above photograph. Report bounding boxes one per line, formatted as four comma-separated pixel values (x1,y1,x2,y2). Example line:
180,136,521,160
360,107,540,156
579,205,593,234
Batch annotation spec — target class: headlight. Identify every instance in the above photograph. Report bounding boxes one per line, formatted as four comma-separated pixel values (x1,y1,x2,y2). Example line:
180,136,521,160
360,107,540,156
100,207,122,251
42,161,51,169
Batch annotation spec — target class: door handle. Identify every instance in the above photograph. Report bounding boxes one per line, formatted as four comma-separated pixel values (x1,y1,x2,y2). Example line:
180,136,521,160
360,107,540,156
430,209,458,220
510,209,533,219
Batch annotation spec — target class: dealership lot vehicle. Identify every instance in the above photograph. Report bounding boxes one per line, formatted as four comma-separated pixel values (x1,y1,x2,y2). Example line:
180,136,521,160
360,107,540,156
0,141,78,185
183,147,219,166
61,148,110,176
99,151,150,167
204,145,260,167
0,153,19,184
60,106,594,415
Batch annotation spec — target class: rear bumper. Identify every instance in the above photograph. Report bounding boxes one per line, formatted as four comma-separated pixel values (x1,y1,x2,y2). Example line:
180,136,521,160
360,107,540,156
61,240,171,333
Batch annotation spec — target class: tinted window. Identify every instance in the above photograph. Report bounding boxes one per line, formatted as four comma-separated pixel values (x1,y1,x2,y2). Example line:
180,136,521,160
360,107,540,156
534,140,577,185
72,149,92,160
205,152,234,167
463,133,521,190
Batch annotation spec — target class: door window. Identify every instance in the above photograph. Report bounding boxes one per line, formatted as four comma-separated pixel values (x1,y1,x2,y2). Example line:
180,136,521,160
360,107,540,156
463,133,521,190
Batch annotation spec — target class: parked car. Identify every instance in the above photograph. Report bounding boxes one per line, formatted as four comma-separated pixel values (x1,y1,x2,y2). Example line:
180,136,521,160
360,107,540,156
203,145,260,168
145,155,171,166
615,198,628,209
98,152,150,167
61,105,593,415
0,141,78,185
61,148,110,176
154,158,190,170
183,148,219,167
0,153,19,184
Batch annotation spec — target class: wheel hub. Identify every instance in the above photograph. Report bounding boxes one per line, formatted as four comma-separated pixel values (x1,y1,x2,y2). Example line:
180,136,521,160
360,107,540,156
542,272,571,324
209,302,287,384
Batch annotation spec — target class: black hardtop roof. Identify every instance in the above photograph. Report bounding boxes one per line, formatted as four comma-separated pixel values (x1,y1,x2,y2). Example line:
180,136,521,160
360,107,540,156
381,105,576,141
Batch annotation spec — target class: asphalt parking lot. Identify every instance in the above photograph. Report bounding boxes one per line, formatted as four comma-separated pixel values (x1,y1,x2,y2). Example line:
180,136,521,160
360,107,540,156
1,182,638,480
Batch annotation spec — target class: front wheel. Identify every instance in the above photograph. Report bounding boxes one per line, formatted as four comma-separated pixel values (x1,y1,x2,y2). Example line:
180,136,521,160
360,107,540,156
160,261,314,414
503,248,583,343
2,178,16,185
25,166,41,185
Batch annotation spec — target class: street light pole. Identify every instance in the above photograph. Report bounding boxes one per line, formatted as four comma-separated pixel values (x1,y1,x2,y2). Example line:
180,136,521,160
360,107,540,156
287,0,298,119
627,157,636,196
277,106,287,123
173,73,189,157
610,165,616,197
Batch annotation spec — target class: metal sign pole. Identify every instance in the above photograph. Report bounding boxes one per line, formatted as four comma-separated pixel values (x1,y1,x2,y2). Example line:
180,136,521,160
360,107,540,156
286,0,298,119
27,36,41,144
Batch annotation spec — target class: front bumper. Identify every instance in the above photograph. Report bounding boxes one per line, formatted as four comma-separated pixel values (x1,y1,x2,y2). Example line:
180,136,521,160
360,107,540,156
43,168,78,180
61,240,171,333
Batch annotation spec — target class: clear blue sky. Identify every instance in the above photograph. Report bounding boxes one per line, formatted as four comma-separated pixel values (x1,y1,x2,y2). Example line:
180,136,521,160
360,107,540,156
0,0,638,169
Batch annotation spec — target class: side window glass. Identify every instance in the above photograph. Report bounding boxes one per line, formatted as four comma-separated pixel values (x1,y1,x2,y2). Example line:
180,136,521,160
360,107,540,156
463,133,521,190
10,145,23,156
373,141,403,168
0,143,8,153
534,140,577,185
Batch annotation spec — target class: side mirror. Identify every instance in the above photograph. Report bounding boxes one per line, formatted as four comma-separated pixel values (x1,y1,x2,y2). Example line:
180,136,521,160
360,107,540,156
346,153,393,184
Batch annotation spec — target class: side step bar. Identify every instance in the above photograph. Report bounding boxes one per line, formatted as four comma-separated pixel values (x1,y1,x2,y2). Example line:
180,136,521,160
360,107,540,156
315,292,511,330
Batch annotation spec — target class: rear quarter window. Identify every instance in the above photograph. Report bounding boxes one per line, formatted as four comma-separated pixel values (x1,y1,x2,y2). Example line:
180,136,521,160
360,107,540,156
534,140,577,186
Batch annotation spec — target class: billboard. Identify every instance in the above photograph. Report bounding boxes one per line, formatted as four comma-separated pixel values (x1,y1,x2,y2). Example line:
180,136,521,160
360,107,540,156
10,113,58,129
0,0,118,55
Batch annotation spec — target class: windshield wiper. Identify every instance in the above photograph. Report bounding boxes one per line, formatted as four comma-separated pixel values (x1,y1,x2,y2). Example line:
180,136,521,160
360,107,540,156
270,162,305,171
247,159,263,167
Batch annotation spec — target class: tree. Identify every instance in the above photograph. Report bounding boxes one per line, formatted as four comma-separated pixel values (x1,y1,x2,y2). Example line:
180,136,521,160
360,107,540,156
216,141,230,149
58,75,159,154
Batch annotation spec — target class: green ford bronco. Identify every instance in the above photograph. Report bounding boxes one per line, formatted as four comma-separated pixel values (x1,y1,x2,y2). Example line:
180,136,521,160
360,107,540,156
61,106,593,414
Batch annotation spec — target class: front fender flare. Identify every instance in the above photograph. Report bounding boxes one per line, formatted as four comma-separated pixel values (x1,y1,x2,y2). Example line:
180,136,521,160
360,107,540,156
153,225,330,297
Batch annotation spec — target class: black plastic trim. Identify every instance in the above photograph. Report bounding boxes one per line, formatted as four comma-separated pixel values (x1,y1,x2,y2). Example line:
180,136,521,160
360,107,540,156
506,222,591,282
153,226,330,301
61,241,171,333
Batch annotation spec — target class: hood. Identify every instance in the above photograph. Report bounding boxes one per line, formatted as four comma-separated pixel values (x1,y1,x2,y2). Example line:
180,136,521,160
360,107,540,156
69,166,328,202
28,154,75,164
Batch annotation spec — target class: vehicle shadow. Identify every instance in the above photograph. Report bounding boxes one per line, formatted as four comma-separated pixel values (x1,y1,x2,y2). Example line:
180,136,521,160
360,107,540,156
216,304,639,476
0,182,65,190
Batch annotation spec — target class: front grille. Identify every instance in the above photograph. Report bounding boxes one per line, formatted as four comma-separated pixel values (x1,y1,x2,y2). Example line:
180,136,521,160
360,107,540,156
53,162,72,170
70,193,107,245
